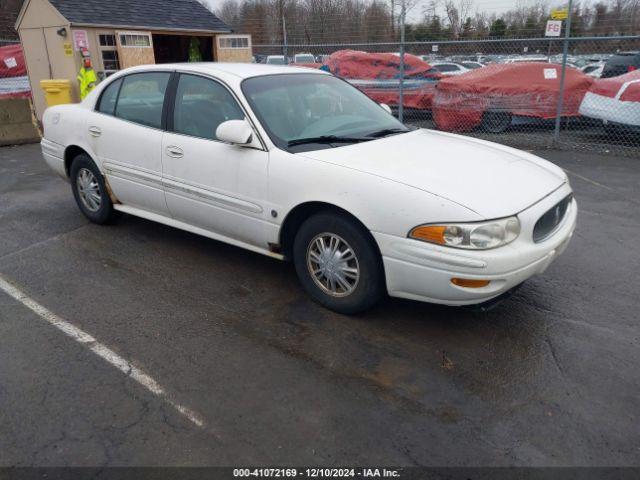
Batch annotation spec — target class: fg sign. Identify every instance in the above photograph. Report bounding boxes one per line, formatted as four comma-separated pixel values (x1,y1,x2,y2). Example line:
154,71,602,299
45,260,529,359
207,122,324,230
545,20,563,37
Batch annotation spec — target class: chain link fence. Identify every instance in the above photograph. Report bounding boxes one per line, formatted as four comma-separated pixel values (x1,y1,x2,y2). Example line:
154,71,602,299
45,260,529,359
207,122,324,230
0,39,31,101
253,35,640,155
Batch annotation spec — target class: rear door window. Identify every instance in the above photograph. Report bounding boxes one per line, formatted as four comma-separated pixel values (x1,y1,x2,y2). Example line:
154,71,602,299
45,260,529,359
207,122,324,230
114,72,170,129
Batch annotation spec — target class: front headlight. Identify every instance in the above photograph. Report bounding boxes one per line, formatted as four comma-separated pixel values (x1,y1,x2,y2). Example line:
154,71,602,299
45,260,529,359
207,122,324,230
409,216,520,250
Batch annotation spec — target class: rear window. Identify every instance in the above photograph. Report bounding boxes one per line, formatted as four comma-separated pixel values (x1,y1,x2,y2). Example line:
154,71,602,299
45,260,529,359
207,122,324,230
295,55,315,63
435,64,460,72
606,53,640,65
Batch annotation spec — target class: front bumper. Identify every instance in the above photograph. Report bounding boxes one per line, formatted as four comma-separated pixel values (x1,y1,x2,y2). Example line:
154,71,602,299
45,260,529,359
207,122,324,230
374,183,577,306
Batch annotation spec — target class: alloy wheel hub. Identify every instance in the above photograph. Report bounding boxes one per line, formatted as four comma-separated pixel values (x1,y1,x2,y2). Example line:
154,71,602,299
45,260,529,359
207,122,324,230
76,168,102,213
307,233,360,297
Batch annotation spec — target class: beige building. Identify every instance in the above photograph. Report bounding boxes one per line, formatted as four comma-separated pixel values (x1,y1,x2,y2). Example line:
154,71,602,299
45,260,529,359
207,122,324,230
15,0,253,120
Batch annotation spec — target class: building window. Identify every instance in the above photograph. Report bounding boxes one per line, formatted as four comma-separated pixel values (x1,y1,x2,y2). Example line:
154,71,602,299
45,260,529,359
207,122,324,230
97,32,120,78
218,36,250,49
99,34,116,47
119,33,152,47
101,50,120,73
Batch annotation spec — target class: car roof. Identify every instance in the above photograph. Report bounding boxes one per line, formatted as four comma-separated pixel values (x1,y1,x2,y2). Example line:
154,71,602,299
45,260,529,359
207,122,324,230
120,62,327,79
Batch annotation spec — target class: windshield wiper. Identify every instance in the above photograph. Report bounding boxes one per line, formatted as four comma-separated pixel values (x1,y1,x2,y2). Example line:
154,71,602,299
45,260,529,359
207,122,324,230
287,135,371,147
366,128,410,138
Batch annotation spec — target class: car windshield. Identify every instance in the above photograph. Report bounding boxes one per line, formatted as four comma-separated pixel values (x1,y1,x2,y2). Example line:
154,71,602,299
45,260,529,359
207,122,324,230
242,73,409,152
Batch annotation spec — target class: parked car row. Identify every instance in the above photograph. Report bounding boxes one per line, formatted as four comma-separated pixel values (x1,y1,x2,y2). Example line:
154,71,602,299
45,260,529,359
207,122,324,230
309,49,639,134
254,53,326,65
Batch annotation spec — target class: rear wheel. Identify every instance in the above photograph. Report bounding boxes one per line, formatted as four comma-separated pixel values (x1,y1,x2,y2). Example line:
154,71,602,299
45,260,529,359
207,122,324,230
481,111,512,133
70,154,118,224
293,212,384,314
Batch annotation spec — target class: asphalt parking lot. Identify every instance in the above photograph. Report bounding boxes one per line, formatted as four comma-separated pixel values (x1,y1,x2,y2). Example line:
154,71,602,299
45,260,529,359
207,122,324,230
0,143,638,467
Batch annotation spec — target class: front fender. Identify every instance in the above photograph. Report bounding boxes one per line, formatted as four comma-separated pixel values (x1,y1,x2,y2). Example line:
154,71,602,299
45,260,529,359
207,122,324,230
267,149,481,240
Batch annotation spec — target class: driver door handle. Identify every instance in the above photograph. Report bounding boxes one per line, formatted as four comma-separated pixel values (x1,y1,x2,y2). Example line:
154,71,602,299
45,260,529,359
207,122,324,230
166,146,183,158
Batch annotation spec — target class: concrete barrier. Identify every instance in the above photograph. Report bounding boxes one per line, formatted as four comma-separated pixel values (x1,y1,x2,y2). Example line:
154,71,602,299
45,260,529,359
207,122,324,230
0,98,41,146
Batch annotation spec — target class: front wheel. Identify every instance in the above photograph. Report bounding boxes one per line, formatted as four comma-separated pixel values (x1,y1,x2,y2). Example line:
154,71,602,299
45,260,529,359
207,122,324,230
293,212,385,314
480,111,512,133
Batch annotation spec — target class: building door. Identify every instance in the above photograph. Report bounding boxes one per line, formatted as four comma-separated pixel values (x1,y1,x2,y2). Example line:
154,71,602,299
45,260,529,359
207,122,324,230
19,28,51,119
115,31,155,68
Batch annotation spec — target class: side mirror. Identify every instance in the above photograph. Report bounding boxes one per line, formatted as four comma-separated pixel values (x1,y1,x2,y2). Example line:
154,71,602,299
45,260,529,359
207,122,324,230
216,119,254,145
380,103,392,115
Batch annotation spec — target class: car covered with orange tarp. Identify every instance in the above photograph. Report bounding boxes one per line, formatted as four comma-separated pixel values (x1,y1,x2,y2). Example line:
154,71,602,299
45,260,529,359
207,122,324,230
322,50,442,110
0,44,30,99
432,62,594,132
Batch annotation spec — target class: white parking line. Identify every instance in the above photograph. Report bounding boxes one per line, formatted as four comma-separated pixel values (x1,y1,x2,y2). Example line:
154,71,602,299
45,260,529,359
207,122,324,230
0,274,206,429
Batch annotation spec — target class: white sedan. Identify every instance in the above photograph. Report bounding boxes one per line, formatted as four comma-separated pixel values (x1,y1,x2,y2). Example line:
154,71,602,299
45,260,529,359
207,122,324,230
41,63,577,313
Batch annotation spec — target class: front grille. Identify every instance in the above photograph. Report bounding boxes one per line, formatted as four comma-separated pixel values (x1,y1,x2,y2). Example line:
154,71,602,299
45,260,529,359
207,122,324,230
533,195,572,243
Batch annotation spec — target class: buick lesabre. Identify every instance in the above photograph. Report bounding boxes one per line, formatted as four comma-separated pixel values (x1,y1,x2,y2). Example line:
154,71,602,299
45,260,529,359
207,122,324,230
41,63,577,313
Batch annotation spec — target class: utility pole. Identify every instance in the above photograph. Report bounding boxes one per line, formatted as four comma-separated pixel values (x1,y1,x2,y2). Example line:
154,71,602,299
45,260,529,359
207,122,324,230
398,0,406,123
391,0,396,36
282,15,288,64
553,0,573,144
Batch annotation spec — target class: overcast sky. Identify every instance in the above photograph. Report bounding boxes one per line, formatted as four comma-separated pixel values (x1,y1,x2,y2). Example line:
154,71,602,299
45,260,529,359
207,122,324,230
199,0,554,23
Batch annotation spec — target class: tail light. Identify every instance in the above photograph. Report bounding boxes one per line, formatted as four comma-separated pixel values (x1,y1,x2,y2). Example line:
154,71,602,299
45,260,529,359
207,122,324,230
629,66,637,72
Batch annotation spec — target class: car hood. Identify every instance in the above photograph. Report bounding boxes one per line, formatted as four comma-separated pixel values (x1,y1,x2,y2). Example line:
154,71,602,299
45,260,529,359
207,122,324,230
297,129,567,218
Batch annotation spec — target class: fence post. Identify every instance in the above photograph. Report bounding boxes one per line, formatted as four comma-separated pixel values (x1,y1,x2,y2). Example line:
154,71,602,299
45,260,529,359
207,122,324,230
553,0,573,144
398,0,406,123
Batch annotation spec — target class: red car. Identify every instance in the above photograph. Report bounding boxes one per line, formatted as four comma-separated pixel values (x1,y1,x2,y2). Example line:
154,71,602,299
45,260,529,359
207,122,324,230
322,50,441,111
433,63,594,132
579,69,640,131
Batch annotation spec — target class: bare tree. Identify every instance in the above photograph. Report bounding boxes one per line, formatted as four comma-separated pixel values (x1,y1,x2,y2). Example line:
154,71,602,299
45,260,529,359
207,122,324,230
444,0,473,37
216,0,241,29
394,0,423,34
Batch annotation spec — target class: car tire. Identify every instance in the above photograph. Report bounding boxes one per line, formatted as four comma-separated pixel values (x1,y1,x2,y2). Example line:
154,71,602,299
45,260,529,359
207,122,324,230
481,111,512,133
70,153,118,224
293,212,385,314
603,121,623,138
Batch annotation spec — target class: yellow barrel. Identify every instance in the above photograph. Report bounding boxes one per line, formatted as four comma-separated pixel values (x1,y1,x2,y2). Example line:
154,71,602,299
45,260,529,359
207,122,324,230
40,79,72,107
